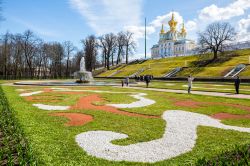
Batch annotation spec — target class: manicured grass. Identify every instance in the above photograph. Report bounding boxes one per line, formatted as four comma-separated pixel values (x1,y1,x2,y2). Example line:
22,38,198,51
2,84,250,165
133,80,250,95
240,65,250,77
97,49,250,78
0,86,37,165
196,144,250,165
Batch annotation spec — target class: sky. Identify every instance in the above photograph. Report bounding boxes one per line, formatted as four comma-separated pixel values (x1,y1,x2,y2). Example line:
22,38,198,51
1,0,250,59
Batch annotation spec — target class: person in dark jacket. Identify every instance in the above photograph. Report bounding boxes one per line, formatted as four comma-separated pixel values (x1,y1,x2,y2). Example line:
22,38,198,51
234,76,241,94
121,80,124,87
145,75,150,88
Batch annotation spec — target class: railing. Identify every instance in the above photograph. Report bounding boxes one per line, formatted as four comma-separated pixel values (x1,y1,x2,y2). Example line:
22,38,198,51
164,67,182,78
129,67,147,78
224,64,246,78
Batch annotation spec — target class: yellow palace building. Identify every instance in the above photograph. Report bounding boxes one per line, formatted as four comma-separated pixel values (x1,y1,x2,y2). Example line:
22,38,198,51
151,13,196,58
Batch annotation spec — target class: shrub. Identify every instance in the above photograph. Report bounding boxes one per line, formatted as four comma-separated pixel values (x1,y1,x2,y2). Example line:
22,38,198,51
196,144,250,165
0,86,37,165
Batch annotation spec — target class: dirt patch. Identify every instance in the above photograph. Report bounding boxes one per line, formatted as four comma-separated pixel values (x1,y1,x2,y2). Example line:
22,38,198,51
211,113,250,120
223,103,250,112
50,113,93,126
173,100,202,108
57,91,87,95
170,98,250,120
25,96,61,103
43,88,53,93
71,94,159,119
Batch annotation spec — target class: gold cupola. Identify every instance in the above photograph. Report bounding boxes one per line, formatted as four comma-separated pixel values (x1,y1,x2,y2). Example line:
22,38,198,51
160,24,165,34
168,12,177,31
180,23,187,37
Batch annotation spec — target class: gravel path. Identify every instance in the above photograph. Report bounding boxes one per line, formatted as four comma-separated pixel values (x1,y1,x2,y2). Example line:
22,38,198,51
76,110,250,163
33,104,70,110
20,91,44,97
121,87,250,99
107,93,155,108
182,85,250,91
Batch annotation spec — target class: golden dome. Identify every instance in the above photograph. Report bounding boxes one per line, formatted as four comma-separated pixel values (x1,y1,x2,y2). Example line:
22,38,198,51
181,23,186,33
168,12,177,31
160,24,165,34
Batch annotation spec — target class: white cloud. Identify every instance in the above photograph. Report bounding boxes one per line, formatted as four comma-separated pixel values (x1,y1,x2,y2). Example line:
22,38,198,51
125,11,196,41
120,11,199,51
150,12,183,29
124,25,155,41
69,0,143,35
186,20,197,31
199,0,250,21
237,15,250,41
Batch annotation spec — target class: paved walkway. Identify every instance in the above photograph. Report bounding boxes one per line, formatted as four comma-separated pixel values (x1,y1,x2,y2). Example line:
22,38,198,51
118,86,250,100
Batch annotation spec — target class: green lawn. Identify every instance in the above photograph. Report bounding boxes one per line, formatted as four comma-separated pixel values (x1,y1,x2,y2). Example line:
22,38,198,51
1,83,250,165
133,80,250,95
97,49,250,78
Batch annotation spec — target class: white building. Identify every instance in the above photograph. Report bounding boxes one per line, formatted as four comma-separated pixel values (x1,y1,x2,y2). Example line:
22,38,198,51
151,13,196,58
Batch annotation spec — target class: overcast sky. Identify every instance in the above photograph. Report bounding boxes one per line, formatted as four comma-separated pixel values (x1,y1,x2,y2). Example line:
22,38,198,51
1,0,250,58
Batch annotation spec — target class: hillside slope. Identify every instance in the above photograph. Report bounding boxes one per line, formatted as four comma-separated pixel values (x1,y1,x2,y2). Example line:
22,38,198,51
97,49,250,78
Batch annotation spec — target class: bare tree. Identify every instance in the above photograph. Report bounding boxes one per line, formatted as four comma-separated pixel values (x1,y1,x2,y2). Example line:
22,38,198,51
63,41,75,77
72,51,84,72
48,42,64,78
0,32,11,78
124,31,136,64
198,22,236,60
81,35,98,72
99,36,107,68
99,33,117,70
10,34,24,79
20,30,40,78
116,31,125,65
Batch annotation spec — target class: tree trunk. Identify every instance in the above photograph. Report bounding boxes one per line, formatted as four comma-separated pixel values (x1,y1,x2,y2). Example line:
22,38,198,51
107,56,110,70
116,47,121,65
112,53,114,66
213,50,218,61
126,45,129,64
66,58,69,78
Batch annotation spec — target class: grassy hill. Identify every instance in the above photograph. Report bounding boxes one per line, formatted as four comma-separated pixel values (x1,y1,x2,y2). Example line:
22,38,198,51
97,49,250,78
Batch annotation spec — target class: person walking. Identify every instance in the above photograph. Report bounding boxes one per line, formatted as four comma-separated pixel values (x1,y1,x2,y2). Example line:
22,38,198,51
121,80,124,87
125,77,129,86
145,75,150,88
187,75,194,94
234,76,241,94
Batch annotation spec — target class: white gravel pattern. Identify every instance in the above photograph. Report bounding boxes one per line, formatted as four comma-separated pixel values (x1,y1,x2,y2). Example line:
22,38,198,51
16,89,26,92
33,104,70,110
107,93,155,108
76,110,250,163
182,85,250,91
20,91,44,97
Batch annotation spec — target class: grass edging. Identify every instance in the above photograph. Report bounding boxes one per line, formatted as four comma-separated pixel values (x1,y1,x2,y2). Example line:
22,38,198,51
196,144,250,165
0,85,37,165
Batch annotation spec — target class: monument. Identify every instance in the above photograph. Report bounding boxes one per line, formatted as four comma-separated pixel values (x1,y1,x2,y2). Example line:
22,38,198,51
74,57,93,83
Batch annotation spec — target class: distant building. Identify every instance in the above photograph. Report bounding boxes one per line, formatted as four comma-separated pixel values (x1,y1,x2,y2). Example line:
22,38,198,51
222,41,250,51
34,67,50,78
151,13,196,58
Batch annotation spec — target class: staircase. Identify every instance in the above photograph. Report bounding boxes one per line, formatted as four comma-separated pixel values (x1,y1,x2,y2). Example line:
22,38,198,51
224,64,246,78
108,70,122,77
129,67,147,78
107,64,127,77
164,67,182,78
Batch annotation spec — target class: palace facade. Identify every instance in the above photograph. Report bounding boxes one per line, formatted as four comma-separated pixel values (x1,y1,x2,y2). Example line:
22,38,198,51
151,13,196,58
